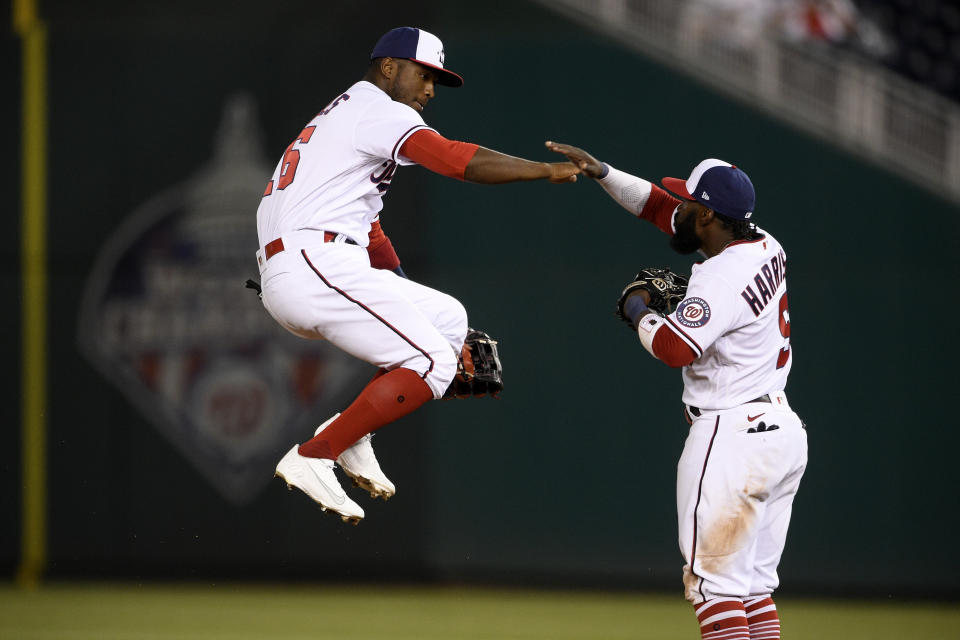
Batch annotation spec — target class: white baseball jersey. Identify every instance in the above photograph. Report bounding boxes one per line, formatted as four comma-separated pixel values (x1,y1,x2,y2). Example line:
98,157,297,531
256,80,435,248
255,80,467,402
664,227,791,410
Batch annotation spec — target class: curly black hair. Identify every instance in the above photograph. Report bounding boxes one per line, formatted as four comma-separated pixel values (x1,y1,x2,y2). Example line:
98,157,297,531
714,211,762,241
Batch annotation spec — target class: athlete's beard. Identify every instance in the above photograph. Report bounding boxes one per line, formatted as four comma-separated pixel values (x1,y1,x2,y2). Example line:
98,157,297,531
670,210,702,254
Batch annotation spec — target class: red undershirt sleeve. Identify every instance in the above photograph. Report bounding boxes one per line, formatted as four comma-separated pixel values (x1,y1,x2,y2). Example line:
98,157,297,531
398,129,480,181
651,325,698,367
638,185,681,235
367,220,401,271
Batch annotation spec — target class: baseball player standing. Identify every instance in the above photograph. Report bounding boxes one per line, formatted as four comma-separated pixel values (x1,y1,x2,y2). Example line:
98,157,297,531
256,27,579,524
548,141,807,640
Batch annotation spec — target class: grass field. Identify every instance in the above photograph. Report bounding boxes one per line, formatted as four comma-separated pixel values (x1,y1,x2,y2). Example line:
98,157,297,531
1,583,958,639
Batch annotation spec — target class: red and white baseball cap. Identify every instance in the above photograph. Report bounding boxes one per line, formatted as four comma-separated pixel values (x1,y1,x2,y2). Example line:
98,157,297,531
370,27,464,88
662,159,756,220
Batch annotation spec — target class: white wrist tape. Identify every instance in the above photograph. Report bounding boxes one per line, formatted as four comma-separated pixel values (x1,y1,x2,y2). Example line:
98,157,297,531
635,313,666,357
598,164,652,216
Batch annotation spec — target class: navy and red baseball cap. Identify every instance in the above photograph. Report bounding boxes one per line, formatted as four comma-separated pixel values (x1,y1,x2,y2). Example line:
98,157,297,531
371,27,464,88
662,159,756,220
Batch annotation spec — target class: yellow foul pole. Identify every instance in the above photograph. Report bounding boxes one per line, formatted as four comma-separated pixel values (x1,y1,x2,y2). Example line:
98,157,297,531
14,0,48,590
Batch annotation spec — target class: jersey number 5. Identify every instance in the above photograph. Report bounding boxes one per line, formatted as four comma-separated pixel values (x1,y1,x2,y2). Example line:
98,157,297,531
262,125,316,196
776,293,791,369
262,93,350,197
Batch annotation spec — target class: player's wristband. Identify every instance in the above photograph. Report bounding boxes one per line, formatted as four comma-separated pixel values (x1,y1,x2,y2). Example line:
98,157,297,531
598,163,610,179
624,293,648,325
392,265,408,279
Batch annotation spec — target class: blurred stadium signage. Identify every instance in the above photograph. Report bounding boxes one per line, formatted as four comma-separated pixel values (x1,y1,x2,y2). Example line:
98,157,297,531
77,94,370,505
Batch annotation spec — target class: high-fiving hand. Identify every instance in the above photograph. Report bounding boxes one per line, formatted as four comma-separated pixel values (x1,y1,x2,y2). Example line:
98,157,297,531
547,161,581,183
545,141,606,179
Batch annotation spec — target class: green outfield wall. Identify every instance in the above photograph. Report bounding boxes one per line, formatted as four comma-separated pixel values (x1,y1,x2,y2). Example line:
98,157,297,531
2,0,957,596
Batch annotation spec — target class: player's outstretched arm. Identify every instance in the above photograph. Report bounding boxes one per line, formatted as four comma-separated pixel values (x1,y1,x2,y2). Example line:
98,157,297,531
544,139,679,234
544,141,605,179
399,130,579,184
464,147,579,184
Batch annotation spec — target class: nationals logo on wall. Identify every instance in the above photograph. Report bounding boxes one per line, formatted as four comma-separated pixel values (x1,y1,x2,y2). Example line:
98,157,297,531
77,94,371,505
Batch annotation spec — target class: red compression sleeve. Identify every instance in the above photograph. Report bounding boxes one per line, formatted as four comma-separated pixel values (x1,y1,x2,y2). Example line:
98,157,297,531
298,368,433,460
367,220,401,270
399,129,479,180
639,185,681,235
652,325,698,367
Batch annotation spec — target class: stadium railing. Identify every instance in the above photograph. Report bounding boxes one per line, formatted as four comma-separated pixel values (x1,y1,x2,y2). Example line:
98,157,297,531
537,0,960,204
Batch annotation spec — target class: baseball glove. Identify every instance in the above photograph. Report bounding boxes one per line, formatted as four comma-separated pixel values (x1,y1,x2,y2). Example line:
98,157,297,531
615,267,689,326
443,328,503,399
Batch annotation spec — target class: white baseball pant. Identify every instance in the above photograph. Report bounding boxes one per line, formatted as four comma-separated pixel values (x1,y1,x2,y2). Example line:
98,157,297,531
676,391,807,604
257,231,466,399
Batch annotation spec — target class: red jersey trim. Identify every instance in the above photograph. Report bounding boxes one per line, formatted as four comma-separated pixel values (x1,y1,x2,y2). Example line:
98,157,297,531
724,234,767,250
399,129,480,180
391,124,432,162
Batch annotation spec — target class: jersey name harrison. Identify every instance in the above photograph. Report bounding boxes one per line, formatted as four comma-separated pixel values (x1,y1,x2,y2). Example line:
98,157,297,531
741,250,786,317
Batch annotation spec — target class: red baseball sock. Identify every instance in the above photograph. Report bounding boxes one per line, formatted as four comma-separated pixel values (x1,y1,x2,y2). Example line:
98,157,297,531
298,367,433,459
743,596,780,639
694,598,750,640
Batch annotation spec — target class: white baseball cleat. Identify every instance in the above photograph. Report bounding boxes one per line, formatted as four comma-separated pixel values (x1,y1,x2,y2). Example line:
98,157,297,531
313,412,396,500
275,445,364,525
336,433,396,500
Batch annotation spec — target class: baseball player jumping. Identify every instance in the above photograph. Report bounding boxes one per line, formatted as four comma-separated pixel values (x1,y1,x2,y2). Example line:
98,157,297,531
255,27,580,524
548,141,807,640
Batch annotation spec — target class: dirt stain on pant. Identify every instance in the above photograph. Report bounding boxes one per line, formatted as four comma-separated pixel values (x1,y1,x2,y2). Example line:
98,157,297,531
685,483,765,601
